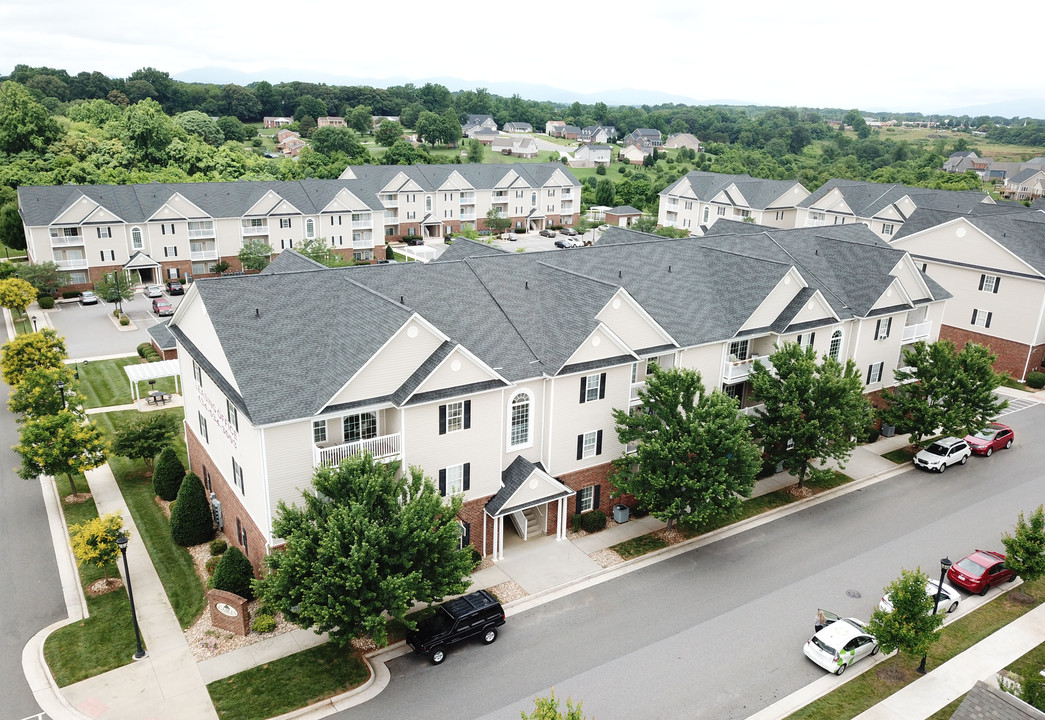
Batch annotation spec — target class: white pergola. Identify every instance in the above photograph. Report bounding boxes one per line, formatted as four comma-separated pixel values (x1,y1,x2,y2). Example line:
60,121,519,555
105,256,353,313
123,359,181,401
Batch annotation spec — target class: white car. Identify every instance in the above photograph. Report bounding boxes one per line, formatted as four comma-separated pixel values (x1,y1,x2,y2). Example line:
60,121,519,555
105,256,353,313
804,616,878,675
878,578,960,615
144,284,164,298
913,437,971,473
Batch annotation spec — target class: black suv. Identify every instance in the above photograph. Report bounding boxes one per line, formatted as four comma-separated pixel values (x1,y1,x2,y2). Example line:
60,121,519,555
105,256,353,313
405,590,505,664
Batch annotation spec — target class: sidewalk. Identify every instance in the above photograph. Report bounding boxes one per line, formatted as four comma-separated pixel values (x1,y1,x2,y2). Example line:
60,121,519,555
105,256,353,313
26,395,1045,720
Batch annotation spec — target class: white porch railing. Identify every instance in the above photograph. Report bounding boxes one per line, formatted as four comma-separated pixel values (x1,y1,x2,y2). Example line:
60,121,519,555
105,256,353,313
352,220,371,229
190,250,219,261
54,258,89,270
188,228,215,239
50,235,84,246
313,432,401,467
722,355,772,383
739,403,765,417
901,321,932,344
630,381,645,402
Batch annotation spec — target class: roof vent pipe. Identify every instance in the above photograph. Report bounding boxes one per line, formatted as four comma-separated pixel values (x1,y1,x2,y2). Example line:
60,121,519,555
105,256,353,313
525,281,529,289
668,265,672,273
400,296,405,304
255,308,260,318
619,270,623,278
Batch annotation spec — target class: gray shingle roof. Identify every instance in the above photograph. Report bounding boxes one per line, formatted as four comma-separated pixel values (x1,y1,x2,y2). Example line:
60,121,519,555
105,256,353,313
797,178,996,217
660,171,807,210
951,680,1045,720
259,249,326,274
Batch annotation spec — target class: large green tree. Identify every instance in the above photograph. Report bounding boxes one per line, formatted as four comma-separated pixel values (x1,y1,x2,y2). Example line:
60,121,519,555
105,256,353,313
255,454,474,647
15,411,108,495
111,412,182,471
0,81,64,153
880,340,1007,444
866,568,942,661
94,271,135,312
749,343,873,488
611,365,762,530
8,365,84,420
1,328,67,386
375,120,403,147
238,239,273,271
16,261,66,296
1002,505,1045,584
310,127,363,157
174,110,224,146
484,207,511,237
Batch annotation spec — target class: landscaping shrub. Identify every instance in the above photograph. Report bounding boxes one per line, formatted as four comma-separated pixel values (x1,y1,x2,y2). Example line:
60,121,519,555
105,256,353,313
143,347,161,362
38,295,55,309
210,260,230,274
210,539,228,556
1027,371,1045,389
596,165,606,175
136,342,152,358
866,427,881,443
119,315,130,326
170,472,214,546
61,290,80,299
152,447,185,501
251,614,276,633
571,514,581,532
579,510,607,533
210,546,255,599
205,556,220,576
470,547,482,569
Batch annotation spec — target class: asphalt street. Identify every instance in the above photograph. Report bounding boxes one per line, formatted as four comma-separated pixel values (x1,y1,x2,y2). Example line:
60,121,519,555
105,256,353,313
332,402,1045,720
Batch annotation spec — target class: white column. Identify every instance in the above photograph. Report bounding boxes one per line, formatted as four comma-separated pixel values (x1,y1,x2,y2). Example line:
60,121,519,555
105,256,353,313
492,515,499,563
497,517,505,561
557,498,566,541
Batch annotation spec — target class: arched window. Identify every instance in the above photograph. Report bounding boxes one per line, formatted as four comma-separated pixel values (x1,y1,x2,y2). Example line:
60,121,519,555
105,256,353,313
508,391,532,448
531,192,537,207
305,218,315,239
829,329,843,361
131,226,143,250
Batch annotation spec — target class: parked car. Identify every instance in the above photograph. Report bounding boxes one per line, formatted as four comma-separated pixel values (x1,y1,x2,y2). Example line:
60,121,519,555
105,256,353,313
144,284,164,298
555,238,580,249
560,227,579,236
804,615,878,675
963,423,1014,457
405,590,505,665
947,550,1016,596
539,228,556,238
878,578,961,615
78,290,99,306
152,298,174,317
913,437,971,473
166,280,185,295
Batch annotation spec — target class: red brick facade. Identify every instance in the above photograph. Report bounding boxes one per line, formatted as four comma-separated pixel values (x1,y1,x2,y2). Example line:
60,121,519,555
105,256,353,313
185,425,268,574
548,461,633,537
940,325,1045,380
457,496,495,556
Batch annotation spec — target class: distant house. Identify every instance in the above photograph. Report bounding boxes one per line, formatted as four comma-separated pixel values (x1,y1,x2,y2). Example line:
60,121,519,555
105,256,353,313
491,135,538,158
371,115,400,131
504,122,533,133
276,129,300,145
622,128,662,147
658,170,810,234
579,126,617,144
942,151,994,177
619,145,652,165
317,116,347,128
280,137,306,157
469,127,501,145
605,206,644,227
999,168,1045,201
569,144,612,168
463,114,497,136
546,120,567,137
663,133,702,152
562,125,580,140
263,116,293,129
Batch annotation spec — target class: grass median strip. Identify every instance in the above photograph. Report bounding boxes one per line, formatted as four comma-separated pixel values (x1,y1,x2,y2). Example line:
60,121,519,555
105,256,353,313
207,643,369,720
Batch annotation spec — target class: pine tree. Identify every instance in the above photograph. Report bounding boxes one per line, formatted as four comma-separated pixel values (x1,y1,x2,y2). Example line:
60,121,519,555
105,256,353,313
210,546,255,599
152,446,185,501
170,472,214,546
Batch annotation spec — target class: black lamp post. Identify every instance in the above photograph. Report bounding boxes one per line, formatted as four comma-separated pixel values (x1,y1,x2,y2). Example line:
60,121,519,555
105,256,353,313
116,534,147,660
57,381,66,411
918,557,952,674
31,315,37,331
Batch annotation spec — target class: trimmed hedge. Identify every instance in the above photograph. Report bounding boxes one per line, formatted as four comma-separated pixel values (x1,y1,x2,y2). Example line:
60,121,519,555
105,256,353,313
210,546,255,600
170,472,214,546
153,447,185,501
38,295,56,309
1027,371,1045,389
579,509,607,533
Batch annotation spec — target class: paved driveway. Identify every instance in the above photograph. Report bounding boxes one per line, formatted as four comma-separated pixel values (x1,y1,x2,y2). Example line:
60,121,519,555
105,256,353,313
482,228,601,254
44,290,184,360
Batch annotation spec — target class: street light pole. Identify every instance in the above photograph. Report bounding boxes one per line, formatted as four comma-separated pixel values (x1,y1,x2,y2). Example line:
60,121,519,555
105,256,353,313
57,381,66,411
917,557,951,674
116,534,147,660
31,315,37,331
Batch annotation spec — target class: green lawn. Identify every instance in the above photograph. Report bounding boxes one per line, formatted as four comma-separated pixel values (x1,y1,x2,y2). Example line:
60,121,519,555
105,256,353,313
208,644,369,720
75,356,179,409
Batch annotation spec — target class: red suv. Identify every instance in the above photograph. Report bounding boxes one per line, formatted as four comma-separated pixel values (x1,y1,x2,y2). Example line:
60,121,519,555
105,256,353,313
947,550,1015,595
963,423,1014,456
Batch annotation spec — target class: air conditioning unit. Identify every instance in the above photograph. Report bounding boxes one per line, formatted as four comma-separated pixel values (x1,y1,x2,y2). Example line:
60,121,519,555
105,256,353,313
210,493,223,529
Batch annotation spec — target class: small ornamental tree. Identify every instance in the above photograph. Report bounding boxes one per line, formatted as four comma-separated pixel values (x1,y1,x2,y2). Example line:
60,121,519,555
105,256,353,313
865,568,942,660
93,272,135,312
238,239,273,271
70,512,125,582
15,411,108,495
8,365,83,420
485,207,511,236
1002,505,1045,584
521,692,590,720
152,446,186,501
210,546,255,599
1,328,67,386
0,276,38,317
111,412,182,471
170,472,214,546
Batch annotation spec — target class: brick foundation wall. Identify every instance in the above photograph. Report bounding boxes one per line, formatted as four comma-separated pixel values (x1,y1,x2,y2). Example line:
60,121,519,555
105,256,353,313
185,425,267,574
457,496,495,557
940,325,1045,380
550,462,634,537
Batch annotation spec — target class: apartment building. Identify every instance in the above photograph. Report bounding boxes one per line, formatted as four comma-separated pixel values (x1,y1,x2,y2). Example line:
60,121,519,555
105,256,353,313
657,171,811,234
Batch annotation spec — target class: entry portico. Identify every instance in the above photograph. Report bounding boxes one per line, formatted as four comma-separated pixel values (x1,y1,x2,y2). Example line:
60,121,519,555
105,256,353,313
484,457,575,561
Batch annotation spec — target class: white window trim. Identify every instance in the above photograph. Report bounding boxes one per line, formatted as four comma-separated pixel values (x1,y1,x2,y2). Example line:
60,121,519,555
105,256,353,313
507,390,533,450
582,430,599,459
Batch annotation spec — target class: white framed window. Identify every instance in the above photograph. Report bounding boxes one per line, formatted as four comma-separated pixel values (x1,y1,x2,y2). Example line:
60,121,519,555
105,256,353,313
313,420,327,444
775,210,785,221
425,196,433,212
829,329,843,361
192,360,202,385
728,339,749,361
581,373,605,403
305,218,315,239
703,208,710,222
344,412,377,442
578,486,594,512
96,226,111,239
67,271,87,284
972,309,992,328
191,262,209,275
796,332,815,350
579,430,602,459
834,215,846,225
280,218,291,229
866,362,884,385
353,250,373,261
439,463,469,496
882,223,894,236
445,401,464,433
232,457,244,493
684,201,693,210
717,206,726,216
979,274,1000,294
198,412,209,443
226,398,238,431
280,238,293,250
163,246,178,257
509,391,532,448
131,227,143,249
723,383,742,400
739,209,751,218
875,317,892,340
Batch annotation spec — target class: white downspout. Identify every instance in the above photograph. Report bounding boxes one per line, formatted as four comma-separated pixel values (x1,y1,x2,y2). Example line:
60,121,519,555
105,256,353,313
1022,289,1045,381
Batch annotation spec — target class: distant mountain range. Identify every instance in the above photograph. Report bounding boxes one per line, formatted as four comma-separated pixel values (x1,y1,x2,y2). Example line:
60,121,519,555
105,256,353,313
173,67,1045,120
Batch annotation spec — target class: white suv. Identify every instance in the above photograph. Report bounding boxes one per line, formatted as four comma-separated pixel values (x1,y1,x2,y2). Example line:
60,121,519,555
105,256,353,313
913,437,971,473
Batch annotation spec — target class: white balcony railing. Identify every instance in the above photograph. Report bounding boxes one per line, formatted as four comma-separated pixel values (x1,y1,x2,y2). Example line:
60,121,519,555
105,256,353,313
352,238,372,249
190,250,219,261
188,228,215,240
50,235,84,247
739,403,766,417
460,213,476,221
54,258,89,270
901,321,932,344
313,433,401,467
630,381,645,403
722,355,773,383
241,223,268,235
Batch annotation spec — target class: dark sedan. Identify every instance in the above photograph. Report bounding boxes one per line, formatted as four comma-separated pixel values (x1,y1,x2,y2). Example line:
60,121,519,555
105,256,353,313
539,228,556,238
166,280,185,295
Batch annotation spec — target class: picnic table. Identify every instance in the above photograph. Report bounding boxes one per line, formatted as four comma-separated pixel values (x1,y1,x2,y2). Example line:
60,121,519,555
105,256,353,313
147,390,171,405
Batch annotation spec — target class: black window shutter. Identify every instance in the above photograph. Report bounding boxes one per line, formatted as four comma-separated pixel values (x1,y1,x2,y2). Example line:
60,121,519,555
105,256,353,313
463,463,470,491
875,319,881,338
592,485,601,510
576,434,584,460
866,365,873,384
96,228,101,238
978,274,985,290
599,373,606,399
438,405,446,434
575,491,583,515
462,521,470,547
579,377,587,403
986,312,992,328
463,400,471,429
99,250,105,261
885,318,891,337
809,332,815,346
971,309,978,324
596,429,603,455
993,278,1000,294
439,469,446,496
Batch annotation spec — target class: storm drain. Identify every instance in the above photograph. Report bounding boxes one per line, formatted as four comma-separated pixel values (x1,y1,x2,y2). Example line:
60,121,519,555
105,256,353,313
846,589,862,599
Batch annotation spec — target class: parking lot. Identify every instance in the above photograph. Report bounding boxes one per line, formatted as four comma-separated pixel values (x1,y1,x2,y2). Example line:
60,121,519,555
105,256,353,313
459,227,602,254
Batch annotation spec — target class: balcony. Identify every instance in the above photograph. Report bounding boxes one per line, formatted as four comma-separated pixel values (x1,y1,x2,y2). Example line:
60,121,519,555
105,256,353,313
188,227,215,240
54,257,89,270
313,432,401,467
630,381,645,403
460,213,476,222
352,220,371,229
50,234,84,247
460,193,476,205
722,355,773,383
241,222,268,236
190,249,219,261
901,321,932,344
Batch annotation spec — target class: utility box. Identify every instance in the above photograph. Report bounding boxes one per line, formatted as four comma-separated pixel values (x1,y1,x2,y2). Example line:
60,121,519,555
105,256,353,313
881,424,896,438
613,504,630,523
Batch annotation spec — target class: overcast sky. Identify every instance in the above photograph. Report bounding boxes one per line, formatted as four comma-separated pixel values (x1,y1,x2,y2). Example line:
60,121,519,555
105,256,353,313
2,0,1041,117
